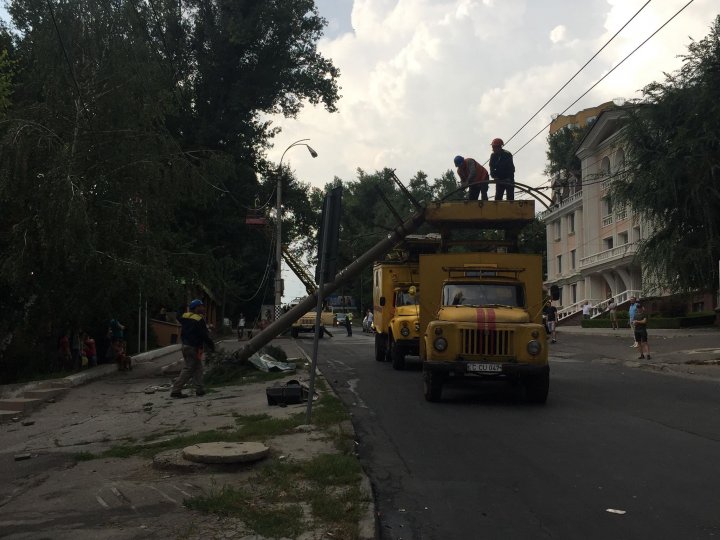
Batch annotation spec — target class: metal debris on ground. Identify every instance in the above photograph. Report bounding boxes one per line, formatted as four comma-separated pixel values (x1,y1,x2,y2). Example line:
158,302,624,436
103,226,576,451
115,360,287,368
249,353,296,373
606,508,626,515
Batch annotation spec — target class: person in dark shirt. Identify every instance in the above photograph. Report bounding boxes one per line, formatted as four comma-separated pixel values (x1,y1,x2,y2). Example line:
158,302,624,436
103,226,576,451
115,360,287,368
542,300,558,343
489,138,516,201
170,299,215,398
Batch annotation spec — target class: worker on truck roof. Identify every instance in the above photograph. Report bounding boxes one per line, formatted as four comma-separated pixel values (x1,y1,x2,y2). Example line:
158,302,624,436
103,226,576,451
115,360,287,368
489,138,515,201
454,155,490,201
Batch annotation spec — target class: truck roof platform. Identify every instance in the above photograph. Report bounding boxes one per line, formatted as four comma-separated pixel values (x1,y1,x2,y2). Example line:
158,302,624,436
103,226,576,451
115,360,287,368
424,200,535,229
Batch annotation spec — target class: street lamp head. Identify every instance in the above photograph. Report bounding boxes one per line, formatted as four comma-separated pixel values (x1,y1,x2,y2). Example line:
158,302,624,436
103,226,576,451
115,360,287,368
307,145,318,158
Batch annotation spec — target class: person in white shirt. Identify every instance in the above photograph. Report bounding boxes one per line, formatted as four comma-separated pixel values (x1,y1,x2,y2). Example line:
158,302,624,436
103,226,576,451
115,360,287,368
582,302,592,319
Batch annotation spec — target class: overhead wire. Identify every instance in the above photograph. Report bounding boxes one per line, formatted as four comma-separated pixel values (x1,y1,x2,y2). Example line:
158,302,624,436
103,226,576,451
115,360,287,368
502,0,653,149
511,0,696,159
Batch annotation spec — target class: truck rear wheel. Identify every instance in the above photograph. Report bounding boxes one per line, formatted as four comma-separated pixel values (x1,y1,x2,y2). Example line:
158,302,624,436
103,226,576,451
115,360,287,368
524,372,549,404
391,340,406,370
423,370,443,402
375,333,387,362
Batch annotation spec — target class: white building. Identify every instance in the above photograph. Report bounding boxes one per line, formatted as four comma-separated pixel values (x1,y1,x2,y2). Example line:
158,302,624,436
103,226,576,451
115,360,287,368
540,108,646,320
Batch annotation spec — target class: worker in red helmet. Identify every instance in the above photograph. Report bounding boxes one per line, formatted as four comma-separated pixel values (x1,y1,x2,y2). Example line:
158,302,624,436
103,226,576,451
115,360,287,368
489,138,515,201
453,155,490,201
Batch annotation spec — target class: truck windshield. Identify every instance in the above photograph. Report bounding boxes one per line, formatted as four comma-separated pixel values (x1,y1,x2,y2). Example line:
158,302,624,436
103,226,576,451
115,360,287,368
443,283,525,307
395,290,419,306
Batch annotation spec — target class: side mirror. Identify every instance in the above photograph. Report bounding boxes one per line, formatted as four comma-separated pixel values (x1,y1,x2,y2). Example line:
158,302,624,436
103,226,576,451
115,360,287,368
379,297,386,307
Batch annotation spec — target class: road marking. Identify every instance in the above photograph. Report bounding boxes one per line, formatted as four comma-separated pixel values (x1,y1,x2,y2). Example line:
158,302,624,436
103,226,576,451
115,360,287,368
147,485,178,504
95,494,110,509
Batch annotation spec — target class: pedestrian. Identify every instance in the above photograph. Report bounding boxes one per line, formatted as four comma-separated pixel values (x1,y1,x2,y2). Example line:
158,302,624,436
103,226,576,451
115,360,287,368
83,332,97,368
489,138,515,201
543,301,558,343
582,301,592,320
632,303,651,359
344,312,353,337
170,299,215,398
453,155,490,201
606,297,619,330
628,296,638,347
58,331,71,371
237,313,245,341
70,329,82,370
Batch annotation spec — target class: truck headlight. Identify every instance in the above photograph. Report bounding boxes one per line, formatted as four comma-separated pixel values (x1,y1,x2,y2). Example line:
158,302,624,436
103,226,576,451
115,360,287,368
433,337,448,352
414,322,420,332
400,326,410,337
527,340,541,356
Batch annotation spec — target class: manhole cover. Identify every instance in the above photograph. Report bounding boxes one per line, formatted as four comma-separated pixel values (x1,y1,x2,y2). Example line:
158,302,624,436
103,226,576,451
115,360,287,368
182,441,269,464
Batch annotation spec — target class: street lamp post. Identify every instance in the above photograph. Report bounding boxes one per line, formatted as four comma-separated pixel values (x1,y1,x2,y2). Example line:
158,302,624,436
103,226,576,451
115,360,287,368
275,139,318,318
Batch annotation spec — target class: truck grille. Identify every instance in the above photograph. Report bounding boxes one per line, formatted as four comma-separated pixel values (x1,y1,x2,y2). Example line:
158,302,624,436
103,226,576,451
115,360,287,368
461,329,514,357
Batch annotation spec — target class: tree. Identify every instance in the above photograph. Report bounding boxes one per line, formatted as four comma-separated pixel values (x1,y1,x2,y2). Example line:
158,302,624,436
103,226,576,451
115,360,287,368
610,15,720,294
0,0,340,380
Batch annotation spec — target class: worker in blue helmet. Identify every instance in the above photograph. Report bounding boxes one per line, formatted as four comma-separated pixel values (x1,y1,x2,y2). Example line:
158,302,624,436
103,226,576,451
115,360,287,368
170,299,216,398
454,155,490,201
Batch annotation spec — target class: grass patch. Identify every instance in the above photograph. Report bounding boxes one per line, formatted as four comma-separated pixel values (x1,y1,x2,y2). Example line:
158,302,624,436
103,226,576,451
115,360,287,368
185,452,367,539
73,452,95,461
234,413,305,439
186,485,305,539
203,362,289,387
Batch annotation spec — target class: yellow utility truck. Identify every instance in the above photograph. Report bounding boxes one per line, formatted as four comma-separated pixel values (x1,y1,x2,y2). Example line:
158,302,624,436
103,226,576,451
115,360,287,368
418,200,549,403
372,262,421,369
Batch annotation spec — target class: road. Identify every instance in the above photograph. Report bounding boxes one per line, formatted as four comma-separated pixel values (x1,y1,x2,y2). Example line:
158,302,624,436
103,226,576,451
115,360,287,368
295,329,720,540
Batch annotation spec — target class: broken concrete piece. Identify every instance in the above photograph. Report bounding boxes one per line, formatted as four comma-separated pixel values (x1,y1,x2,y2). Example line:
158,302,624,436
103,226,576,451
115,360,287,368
14,453,31,461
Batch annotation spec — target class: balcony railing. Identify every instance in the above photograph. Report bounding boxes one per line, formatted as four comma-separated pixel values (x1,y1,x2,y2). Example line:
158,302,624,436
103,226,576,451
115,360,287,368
615,209,627,221
579,242,637,269
601,214,613,227
538,190,583,220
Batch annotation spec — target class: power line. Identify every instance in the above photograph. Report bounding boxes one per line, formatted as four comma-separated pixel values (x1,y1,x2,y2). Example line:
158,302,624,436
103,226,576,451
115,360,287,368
512,0,696,158
502,0,652,149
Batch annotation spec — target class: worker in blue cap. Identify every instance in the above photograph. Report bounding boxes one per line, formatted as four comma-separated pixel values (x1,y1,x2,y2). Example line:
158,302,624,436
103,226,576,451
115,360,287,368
170,299,216,398
454,155,490,200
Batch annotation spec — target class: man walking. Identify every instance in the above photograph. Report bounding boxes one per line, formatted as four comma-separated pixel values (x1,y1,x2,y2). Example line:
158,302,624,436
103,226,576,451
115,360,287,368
170,299,215,398
489,138,515,201
454,155,490,201
632,303,651,359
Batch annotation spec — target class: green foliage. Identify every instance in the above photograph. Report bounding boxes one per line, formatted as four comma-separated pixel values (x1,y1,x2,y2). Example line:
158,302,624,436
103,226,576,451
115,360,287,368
0,0,339,381
610,16,720,294
545,124,589,178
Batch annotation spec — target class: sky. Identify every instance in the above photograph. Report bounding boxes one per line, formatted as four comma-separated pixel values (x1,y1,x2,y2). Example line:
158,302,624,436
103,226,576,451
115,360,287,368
272,0,718,302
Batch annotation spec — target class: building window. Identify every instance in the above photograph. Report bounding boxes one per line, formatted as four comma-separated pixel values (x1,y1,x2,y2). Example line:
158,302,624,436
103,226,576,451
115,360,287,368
568,213,575,234
633,226,641,242
571,284,577,304
554,220,561,241
603,237,614,250
571,249,576,269
601,156,611,176
618,231,629,245
692,301,704,312
557,255,562,274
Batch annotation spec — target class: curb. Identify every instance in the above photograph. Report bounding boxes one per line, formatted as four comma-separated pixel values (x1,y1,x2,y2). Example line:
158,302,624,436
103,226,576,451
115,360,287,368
292,341,377,540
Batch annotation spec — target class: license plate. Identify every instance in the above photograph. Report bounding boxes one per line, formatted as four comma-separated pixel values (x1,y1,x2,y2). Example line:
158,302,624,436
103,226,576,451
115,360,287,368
466,363,502,373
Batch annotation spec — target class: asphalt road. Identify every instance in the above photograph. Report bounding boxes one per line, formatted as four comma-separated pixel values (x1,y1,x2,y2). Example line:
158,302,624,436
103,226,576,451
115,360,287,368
295,330,720,540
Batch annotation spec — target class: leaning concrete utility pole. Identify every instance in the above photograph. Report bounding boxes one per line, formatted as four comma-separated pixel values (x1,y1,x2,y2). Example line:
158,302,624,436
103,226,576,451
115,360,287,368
234,206,428,363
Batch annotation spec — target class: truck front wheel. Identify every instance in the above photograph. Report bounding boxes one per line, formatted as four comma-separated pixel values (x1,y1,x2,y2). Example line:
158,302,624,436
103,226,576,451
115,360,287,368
423,370,444,402
375,333,387,362
391,340,406,370
524,372,549,404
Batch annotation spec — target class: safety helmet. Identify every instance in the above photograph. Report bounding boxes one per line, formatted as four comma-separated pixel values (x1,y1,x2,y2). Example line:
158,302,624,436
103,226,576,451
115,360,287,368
189,299,204,310
491,138,504,147
453,155,464,166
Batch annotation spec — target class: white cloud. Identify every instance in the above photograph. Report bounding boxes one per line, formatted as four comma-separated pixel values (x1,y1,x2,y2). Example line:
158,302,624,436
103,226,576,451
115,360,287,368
550,24,566,43
271,0,719,193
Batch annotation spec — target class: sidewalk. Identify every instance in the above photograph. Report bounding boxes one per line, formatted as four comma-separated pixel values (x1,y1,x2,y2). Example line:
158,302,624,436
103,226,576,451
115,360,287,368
555,324,720,380
0,339,375,540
